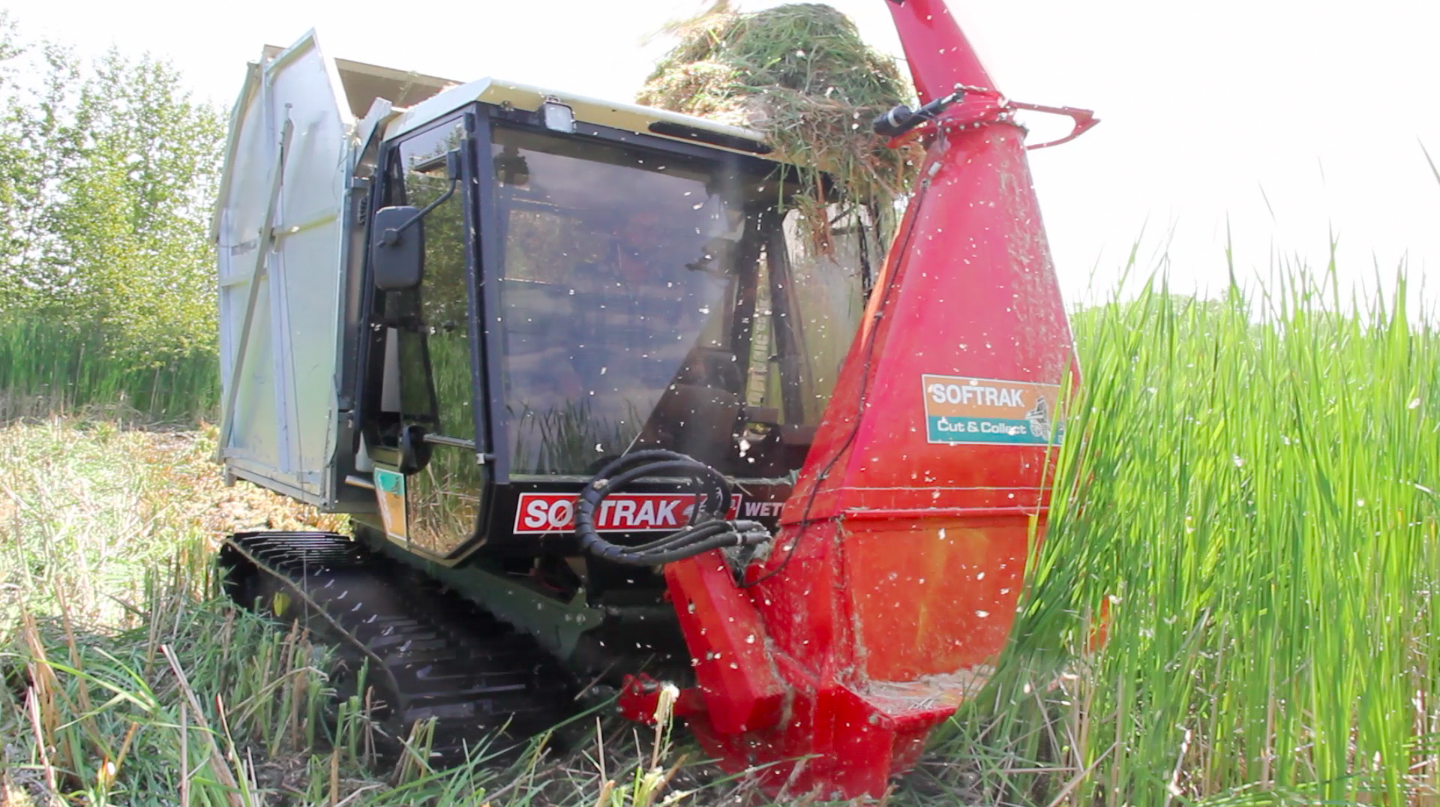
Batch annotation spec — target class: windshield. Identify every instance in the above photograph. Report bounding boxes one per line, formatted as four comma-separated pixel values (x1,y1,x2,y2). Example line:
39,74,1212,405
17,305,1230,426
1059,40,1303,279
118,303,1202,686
490,124,865,479
494,126,756,475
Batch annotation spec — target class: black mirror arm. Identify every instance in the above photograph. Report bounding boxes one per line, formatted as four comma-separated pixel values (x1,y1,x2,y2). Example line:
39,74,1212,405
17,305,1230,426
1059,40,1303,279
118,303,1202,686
381,178,458,246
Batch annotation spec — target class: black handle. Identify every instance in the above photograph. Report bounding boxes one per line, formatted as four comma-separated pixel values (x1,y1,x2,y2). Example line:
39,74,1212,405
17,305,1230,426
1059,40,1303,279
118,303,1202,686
398,424,433,475
871,89,967,138
872,105,918,138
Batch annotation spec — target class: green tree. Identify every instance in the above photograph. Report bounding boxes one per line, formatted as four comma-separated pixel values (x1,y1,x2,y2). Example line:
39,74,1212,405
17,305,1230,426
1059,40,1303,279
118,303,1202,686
0,17,224,416
0,20,222,358
0,17,84,313
46,49,224,362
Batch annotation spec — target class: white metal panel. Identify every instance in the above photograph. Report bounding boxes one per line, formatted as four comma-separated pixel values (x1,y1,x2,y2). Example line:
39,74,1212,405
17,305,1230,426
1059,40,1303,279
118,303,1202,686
215,30,354,505
217,66,283,471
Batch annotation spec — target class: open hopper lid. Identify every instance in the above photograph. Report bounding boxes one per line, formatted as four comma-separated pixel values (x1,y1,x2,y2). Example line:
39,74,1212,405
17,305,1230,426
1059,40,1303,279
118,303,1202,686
260,44,459,119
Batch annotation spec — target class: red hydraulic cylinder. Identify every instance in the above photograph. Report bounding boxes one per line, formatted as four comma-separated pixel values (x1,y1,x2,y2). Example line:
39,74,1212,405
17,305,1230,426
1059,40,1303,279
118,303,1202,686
661,0,1094,799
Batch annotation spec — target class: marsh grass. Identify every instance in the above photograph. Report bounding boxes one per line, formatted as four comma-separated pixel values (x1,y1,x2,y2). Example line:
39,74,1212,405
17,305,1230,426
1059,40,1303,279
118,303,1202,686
0,419,725,806
4,266,1439,805
0,315,218,421
926,268,1440,806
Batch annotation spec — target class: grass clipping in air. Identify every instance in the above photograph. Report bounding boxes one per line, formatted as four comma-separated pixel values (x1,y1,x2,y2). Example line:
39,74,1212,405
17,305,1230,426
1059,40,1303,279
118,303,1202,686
638,1,919,248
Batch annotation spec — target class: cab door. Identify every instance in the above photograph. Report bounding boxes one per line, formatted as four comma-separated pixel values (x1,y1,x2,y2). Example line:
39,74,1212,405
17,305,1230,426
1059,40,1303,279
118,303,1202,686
363,114,489,558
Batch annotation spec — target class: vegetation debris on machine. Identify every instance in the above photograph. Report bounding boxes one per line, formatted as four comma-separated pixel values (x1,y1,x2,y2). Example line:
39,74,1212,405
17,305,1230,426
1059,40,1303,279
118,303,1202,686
639,1,921,249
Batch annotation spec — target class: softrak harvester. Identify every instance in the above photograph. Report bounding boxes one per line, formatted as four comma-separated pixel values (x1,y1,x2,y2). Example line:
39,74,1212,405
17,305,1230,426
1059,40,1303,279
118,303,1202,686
211,0,1095,798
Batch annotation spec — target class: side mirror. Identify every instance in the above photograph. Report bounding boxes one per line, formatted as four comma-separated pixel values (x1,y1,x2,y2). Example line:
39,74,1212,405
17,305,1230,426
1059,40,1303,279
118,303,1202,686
371,206,424,290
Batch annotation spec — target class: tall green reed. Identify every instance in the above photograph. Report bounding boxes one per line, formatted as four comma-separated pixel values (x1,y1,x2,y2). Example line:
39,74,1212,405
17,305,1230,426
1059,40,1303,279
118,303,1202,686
947,270,1440,806
0,314,218,421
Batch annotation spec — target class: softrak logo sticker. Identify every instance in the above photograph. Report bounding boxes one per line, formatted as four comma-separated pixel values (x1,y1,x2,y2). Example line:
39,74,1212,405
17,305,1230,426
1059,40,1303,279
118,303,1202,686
922,374,1063,446
514,492,744,535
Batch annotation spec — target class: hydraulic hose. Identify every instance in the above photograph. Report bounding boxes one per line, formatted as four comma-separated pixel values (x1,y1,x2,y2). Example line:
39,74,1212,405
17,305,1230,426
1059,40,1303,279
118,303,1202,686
575,450,771,566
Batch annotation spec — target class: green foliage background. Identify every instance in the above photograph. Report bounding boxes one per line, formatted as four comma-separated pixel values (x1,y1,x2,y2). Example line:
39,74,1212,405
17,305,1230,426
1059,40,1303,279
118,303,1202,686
0,12,223,418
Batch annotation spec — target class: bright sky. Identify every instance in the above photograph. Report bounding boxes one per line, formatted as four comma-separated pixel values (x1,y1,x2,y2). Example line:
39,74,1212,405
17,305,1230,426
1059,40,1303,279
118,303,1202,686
8,0,1440,312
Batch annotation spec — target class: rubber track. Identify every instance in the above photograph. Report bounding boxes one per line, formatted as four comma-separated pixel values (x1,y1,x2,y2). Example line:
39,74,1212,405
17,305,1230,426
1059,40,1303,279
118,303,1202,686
219,531,577,762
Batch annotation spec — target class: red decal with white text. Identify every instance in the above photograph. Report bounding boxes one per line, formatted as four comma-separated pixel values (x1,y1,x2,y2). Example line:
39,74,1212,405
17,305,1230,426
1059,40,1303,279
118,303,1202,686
513,492,744,535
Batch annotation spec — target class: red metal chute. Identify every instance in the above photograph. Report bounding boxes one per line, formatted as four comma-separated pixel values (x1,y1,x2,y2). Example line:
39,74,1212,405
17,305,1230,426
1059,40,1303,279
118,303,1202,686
627,0,1097,797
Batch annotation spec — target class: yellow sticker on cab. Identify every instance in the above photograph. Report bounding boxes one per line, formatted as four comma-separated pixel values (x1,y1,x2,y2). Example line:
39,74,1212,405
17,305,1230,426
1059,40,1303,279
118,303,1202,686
922,374,1062,445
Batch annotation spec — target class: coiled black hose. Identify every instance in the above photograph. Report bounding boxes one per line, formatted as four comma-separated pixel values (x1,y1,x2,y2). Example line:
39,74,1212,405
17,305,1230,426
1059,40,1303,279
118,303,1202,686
575,450,771,566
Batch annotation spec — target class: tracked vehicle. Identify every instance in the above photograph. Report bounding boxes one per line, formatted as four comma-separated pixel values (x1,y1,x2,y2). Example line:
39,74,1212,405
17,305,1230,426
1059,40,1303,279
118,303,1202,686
212,0,1095,798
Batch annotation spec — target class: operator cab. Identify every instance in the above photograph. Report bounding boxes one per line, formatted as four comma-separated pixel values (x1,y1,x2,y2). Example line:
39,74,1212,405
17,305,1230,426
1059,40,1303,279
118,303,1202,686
353,80,881,563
